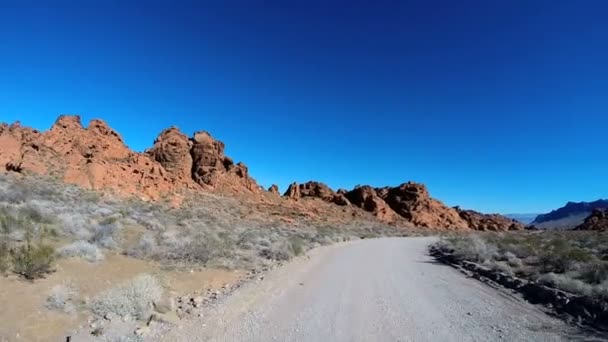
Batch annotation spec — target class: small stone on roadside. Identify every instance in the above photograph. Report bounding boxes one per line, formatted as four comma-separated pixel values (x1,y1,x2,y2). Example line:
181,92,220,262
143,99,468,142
192,296,204,307
154,297,176,314
104,312,117,321
90,320,104,329
134,326,150,336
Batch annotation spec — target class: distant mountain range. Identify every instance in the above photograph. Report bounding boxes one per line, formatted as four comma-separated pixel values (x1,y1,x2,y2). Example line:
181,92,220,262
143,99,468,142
504,214,539,224
531,199,608,230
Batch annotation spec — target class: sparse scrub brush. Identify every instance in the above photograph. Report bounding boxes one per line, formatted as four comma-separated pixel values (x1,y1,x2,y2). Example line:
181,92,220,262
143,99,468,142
46,284,78,314
0,207,27,234
11,231,55,280
89,222,120,249
289,236,305,256
260,239,293,261
577,261,608,285
0,239,10,274
18,205,53,224
58,240,104,262
90,274,163,319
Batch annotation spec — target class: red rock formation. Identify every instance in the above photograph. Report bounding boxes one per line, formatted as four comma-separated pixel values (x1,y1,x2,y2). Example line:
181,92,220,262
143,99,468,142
0,115,258,200
283,182,302,200
456,208,524,231
343,182,519,230
146,127,193,182
344,186,399,223
0,115,520,231
283,181,350,206
377,182,469,229
574,209,608,231
268,184,280,195
299,181,334,200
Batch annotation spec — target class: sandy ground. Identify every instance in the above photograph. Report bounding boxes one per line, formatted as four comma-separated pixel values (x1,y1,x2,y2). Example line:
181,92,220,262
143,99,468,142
0,253,242,342
160,237,598,342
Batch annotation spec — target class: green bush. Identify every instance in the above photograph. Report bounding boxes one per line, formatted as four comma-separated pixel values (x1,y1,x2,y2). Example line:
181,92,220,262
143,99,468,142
11,233,55,280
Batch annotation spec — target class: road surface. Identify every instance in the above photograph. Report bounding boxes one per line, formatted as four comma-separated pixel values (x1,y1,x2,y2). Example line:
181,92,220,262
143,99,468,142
162,237,590,342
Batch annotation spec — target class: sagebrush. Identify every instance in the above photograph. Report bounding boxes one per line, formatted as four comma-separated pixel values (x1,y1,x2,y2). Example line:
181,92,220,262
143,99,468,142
90,273,163,319
436,231,608,299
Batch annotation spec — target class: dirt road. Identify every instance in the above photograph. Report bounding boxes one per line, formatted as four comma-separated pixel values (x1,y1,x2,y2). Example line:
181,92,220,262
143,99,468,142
162,237,589,341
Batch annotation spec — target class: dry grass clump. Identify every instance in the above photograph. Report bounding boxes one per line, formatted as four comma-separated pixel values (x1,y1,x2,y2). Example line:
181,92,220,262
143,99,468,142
436,231,608,299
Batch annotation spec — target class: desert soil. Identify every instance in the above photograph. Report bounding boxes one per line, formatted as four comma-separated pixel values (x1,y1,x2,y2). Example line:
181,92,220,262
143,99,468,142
0,254,242,342
161,237,593,342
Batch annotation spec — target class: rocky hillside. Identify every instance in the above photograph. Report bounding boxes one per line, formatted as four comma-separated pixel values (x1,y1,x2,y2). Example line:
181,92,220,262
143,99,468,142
0,115,521,231
281,181,523,231
0,116,259,203
532,200,608,230
574,209,608,231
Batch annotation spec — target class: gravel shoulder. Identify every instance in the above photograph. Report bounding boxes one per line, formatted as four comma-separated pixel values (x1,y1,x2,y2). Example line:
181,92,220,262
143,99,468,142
160,237,597,342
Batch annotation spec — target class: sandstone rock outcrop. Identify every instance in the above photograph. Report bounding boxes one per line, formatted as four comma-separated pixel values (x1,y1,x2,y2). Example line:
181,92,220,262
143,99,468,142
0,115,520,231
377,182,469,229
283,181,350,206
0,115,258,200
574,209,608,231
456,208,524,231
268,184,280,195
344,186,398,222
146,127,193,181
283,182,301,200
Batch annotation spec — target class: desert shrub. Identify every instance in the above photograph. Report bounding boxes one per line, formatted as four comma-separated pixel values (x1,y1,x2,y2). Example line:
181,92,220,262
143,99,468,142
439,234,498,264
484,260,512,274
577,261,608,285
89,222,120,249
288,236,305,256
90,274,163,319
127,233,158,258
58,240,104,262
0,207,28,234
46,284,78,314
435,232,608,299
11,233,55,280
0,179,30,203
162,232,236,264
260,239,293,261
537,272,608,298
538,246,595,274
18,205,53,224
0,239,9,274
59,213,94,240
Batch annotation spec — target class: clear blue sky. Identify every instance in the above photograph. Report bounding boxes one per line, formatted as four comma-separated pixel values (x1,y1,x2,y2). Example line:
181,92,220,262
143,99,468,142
1,1,607,214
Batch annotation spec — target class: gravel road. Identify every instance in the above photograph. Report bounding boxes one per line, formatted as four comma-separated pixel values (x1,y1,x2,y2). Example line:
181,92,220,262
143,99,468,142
161,237,596,342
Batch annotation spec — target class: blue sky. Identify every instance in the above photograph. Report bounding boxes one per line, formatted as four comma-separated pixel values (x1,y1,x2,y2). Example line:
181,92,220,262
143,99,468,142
1,1,607,214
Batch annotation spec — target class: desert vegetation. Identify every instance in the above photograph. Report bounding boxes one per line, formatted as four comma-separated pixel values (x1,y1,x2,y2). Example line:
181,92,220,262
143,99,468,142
0,172,407,275
435,231,608,299
0,172,414,340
